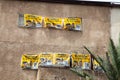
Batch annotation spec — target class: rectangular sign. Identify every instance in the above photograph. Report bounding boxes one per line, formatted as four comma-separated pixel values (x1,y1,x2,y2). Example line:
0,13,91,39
72,53,91,70
54,53,70,67
20,54,39,69
39,52,53,66
93,59,102,71
44,17,63,29
24,14,43,28
64,17,82,31
18,14,42,28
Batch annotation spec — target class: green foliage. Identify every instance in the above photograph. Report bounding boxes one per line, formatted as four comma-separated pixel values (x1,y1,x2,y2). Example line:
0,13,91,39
84,35,120,80
70,68,94,80
70,35,120,80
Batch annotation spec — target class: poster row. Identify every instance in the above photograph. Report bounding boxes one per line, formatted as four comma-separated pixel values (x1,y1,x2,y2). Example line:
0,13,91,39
20,53,101,71
18,14,82,31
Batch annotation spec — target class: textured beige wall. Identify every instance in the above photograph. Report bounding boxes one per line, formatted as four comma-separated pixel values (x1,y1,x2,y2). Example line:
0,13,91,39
37,68,81,80
0,1,110,80
37,67,107,80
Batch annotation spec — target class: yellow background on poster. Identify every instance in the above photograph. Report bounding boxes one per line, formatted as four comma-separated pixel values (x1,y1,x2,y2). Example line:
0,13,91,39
82,54,91,63
72,53,91,69
63,17,82,30
24,14,42,27
93,60,100,66
72,53,83,67
39,53,54,65
44,17,63,28
54,53,70,66
21,54,39,69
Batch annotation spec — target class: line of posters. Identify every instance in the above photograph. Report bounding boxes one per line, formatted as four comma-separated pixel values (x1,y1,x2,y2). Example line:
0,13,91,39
18,14,82,31
20,53,92,70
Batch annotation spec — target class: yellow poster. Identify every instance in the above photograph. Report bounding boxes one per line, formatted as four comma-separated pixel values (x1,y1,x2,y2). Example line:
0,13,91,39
54,53,70,67
93,60,102,71
44,17,63,29
20,54,39,69
39,52,53,66
64,17,82,31
24,14,42,28
72,53,91,69
72,53,83,68
82,54,91,69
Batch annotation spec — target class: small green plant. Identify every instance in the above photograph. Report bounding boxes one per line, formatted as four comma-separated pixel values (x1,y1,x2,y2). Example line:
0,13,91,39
84,35,120,80
70,68,94,80
71,35,120,80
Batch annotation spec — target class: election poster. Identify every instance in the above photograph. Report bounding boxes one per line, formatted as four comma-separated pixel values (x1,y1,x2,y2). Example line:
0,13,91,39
72,53,91,70
20,54,39,69
44,17,63,29
93,59,102,71
82,54,91,70
39,52,54,66
53,53,70,67
24,14,43,28
63,17,82,31
72,53,83,69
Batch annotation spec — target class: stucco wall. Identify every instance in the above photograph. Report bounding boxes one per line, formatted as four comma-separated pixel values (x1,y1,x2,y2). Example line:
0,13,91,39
0,1,110,80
